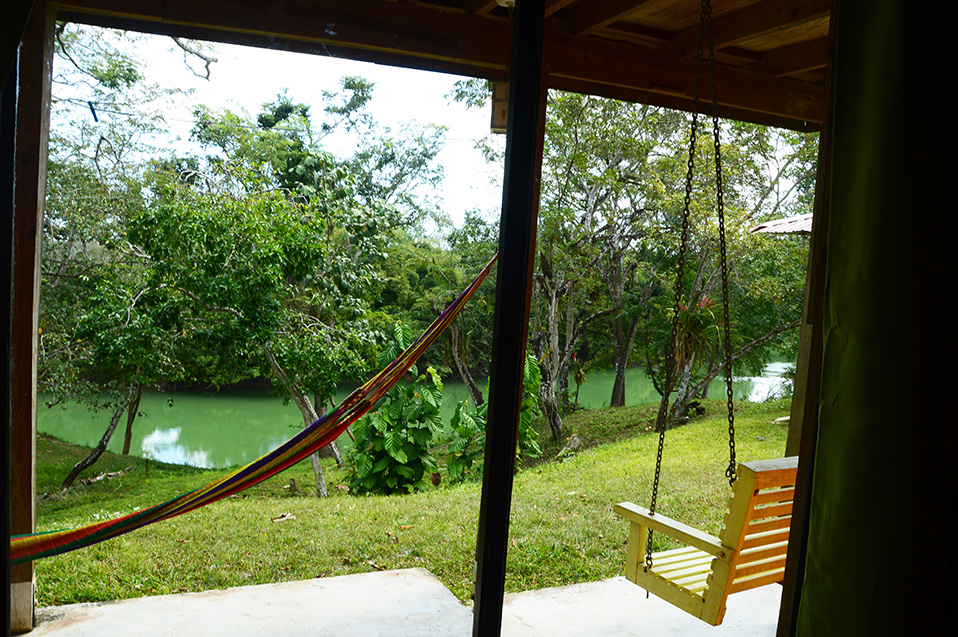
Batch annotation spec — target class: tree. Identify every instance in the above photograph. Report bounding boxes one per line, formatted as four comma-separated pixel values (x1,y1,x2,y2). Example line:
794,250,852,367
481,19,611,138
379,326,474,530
440,211,499,404
151,90,397,495
131,169,384,496
165,83,445,495
370,223,498,409
639,121,813,422
526,94,690,438
347,118,447,229
40,23,215,485
450,86,813,436
42,27,452,491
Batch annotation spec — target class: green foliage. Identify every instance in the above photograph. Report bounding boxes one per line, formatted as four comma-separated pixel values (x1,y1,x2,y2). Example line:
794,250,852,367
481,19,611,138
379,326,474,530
347,324,443,495
518,355,543,460
442,211,500,375
445,400,485,483
449,78,493,109
443,354,542,482
40,23,191,415
529,91,813,425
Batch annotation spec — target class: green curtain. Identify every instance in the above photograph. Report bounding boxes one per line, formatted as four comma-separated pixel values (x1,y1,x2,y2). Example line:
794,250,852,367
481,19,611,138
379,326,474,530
796,1,951,634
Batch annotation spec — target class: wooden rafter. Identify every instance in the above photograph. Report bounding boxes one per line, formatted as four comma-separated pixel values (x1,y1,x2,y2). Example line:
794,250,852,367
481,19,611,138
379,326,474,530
567,0,654,36
51,0,826,128
466,0,499,16
545,0,578,18
657,0,832,57
749,37,828,76
545,29,823,126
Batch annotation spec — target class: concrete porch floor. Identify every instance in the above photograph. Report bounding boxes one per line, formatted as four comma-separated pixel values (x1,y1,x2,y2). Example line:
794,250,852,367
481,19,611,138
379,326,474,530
27,568,782,636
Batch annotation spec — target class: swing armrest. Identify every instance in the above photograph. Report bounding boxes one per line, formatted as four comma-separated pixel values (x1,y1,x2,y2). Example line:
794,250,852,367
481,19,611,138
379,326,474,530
614,502,729,559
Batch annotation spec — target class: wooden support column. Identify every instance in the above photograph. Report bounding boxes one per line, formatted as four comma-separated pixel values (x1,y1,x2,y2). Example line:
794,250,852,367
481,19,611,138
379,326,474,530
9,1,53,632
776,2,837,634
473,0,545,635
3,36,18,637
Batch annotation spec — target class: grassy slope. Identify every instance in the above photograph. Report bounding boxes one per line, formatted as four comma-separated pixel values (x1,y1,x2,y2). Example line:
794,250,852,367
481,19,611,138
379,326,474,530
32,399,791,606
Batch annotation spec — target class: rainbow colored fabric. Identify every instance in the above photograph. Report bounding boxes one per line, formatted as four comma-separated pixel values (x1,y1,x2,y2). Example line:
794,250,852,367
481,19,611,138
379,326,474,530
10,255,498,565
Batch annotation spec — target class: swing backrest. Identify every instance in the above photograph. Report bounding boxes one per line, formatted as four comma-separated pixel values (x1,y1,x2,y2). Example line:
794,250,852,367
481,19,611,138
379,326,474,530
717,457,797,597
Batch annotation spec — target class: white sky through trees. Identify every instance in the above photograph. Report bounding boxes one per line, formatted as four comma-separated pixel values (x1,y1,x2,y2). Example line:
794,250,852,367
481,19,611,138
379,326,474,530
64,30,504,229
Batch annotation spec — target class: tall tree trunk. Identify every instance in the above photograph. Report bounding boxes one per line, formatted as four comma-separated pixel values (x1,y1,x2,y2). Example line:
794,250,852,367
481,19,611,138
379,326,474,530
121,382,143,455
541,380,564,440
557,358,570,410
610,316,640,408
61,386,135,489
669,357,696,421
534,341,564,440
309,453,329,498
313,396,342,466
558,305,573,409
448,320,484,407
264,344,334,498
533,252,615,438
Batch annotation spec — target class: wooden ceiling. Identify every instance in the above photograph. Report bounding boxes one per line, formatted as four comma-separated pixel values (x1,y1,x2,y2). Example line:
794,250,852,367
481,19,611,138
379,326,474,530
52,0,830,131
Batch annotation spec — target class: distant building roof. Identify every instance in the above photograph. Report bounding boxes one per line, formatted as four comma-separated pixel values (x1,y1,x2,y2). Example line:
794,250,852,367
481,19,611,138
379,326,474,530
750,213,813,235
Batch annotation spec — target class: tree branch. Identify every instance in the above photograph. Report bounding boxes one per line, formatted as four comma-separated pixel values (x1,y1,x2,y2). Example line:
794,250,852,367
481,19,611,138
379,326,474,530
685,318,802,405
61,385,136,490
172,37,218,80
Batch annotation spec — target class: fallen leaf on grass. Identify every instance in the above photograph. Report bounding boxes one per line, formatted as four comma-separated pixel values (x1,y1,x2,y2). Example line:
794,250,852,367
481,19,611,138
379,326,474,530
270,512,296,522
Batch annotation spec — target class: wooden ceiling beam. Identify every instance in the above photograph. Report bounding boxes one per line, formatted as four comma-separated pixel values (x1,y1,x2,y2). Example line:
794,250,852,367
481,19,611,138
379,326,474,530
545,29,823,126
566,0,654,36
549,75,819,132
51,0,823,127
466,0,499,16
659,0,831,57
53,0,510,71
750,37,828,77
545,0,578,18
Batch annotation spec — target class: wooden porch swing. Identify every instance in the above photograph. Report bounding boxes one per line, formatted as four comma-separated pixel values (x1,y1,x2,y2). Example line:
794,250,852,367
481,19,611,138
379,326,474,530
614,457,797,625
612,0,795,626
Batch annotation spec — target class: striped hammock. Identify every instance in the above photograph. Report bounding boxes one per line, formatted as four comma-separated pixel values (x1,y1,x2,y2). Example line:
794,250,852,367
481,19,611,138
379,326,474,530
11,255,498,565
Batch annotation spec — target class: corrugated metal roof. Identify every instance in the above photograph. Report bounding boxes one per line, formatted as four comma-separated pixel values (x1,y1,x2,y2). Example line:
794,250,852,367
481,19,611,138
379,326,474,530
750,213,813,235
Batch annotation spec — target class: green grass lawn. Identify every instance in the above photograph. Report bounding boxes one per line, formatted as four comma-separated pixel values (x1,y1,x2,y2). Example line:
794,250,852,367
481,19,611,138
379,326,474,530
31,399,791,606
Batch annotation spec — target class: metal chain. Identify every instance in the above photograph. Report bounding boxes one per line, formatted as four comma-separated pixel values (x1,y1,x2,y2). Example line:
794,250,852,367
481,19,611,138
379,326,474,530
703,0,737,486
646,0,738,568
645,0,709,572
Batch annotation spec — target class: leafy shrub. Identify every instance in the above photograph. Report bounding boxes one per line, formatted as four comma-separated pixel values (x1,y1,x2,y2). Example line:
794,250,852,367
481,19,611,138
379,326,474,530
347,323,442,495
443,354,542,482
445,399,486,482
518,354,542,460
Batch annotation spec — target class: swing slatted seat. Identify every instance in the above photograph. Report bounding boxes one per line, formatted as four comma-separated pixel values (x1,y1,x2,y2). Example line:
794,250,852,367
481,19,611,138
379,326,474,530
613,456,798,626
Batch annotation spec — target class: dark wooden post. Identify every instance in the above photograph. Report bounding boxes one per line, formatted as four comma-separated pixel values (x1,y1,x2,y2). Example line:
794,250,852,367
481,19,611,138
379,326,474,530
9,1,53,631
473,0,545,635
775,3,837,635
3,27,19,637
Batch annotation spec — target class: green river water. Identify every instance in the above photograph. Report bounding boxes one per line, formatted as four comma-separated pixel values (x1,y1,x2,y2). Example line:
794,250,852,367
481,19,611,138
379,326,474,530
38,363,790,469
